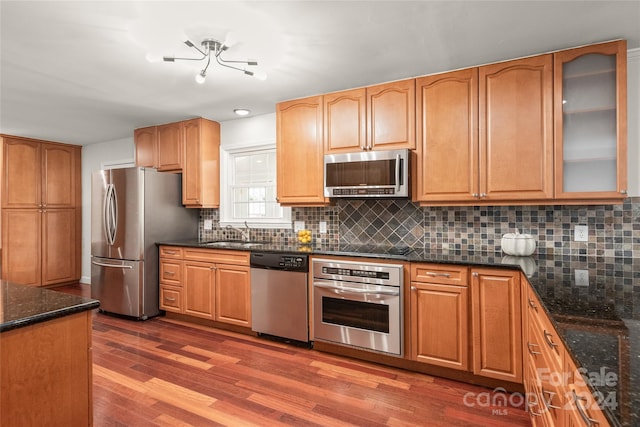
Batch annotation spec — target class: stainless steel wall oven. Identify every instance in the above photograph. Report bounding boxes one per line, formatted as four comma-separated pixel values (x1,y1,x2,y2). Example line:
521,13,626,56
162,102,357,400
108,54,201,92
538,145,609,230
312,258,403,356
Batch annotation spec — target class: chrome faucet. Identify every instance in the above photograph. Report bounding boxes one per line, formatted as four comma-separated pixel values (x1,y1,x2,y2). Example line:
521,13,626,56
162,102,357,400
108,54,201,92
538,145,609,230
225,221,250,241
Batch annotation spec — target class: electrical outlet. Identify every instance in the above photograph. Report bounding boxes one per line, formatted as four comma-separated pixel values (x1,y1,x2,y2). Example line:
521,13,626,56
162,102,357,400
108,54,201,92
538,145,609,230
575,269,589,287
204,219,213,230
319,221,327,234
294,221,305,232
574,225,588,242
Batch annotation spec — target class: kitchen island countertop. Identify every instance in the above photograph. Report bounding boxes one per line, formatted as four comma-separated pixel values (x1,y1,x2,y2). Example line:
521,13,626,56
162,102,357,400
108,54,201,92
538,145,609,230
0,281,100,333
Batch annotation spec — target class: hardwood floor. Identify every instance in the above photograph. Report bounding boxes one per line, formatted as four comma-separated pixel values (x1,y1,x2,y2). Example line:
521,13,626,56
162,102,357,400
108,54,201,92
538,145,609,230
55,284,531,426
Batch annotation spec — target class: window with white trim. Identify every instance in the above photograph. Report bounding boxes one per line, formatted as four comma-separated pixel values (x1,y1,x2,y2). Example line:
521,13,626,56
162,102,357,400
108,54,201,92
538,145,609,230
220,144,291,228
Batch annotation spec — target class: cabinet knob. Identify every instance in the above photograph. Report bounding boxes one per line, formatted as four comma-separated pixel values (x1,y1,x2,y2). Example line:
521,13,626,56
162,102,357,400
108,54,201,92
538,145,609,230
210,266,217,270
479,193,487,198
472,272,478,277
528,298,537,309
620,189,627,195
410,286,417,291
472,193,479,198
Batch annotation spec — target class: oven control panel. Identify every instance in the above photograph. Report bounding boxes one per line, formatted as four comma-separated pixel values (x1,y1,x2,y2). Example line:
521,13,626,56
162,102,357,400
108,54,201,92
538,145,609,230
312,258,402,286
321,267,390,280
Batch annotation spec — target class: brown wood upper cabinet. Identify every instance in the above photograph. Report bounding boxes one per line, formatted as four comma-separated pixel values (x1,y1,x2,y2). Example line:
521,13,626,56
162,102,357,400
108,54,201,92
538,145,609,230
554,40,627,201
134,118,221,208
2,138,79,209
156,121,183,171
276,95,328,206
324,79,415,153
181,118,220,208
134,126,157,168
480,55,554,202
414,55,553,204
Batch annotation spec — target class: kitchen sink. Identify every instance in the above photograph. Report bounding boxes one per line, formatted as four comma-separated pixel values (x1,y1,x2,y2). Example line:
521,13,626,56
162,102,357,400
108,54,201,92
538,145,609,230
202,240,265,249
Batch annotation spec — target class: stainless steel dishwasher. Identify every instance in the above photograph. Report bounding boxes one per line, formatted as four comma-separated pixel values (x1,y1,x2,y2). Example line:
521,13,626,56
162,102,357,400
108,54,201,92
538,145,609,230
250,252,309,343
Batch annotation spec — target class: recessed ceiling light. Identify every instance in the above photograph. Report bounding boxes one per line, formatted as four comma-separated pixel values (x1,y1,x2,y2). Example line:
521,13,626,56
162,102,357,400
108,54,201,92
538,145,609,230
234,109,250,116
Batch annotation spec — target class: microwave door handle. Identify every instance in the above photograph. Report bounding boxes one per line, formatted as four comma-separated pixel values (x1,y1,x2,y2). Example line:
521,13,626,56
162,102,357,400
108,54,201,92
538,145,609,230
395,153,401,193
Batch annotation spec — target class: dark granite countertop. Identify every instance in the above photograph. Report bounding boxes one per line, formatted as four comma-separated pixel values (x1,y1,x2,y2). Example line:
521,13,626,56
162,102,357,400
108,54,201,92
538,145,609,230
160,239,639,426
0,281,100,333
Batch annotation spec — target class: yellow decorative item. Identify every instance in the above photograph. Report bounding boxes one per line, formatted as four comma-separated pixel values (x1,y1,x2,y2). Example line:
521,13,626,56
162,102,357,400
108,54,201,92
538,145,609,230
297,229,312,245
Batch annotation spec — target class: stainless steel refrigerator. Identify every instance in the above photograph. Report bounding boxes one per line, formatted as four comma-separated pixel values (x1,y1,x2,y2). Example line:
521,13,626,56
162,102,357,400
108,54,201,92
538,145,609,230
91,167,198,319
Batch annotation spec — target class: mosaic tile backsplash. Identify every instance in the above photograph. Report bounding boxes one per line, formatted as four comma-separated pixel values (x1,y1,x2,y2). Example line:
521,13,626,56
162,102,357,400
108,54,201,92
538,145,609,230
200,197,640,258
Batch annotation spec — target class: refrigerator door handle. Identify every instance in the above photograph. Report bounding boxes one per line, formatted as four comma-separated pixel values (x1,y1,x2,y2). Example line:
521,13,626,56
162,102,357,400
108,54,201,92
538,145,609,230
103,183,118,246
91,260,134,269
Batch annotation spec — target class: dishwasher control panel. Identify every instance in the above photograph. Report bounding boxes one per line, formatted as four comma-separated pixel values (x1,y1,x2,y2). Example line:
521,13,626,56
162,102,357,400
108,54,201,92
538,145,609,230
250,252,308,272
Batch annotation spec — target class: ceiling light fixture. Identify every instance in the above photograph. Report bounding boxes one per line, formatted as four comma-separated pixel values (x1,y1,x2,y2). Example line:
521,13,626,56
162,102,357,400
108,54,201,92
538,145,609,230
163,38,262,84
234,108,250,116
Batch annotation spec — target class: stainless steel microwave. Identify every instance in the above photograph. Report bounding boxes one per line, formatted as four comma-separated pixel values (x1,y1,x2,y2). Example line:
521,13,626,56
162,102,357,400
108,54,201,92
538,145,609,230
324,149,409,198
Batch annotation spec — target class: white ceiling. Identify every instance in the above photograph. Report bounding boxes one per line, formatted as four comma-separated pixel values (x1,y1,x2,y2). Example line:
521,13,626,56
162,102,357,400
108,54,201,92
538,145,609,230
1,1,639,145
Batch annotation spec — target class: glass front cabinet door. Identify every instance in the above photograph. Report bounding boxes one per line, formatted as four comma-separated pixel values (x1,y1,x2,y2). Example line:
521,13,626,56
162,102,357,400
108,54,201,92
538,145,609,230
554,40,627,200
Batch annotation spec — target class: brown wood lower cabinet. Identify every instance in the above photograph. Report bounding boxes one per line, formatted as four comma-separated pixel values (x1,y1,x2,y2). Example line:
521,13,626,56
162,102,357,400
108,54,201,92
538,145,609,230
159,246,251,327
409,264,522,384
1,311,93,426
523,286,613,426
2,208,77,286
471,267,523,383
410,263,469,370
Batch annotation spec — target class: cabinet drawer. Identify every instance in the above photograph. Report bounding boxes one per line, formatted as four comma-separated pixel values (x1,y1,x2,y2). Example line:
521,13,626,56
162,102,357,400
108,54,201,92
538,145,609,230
526,288,563,371
160,260,182,286
411,263,467,286
565,355,612,427
159,246,183,259
160,285,182,312
183,248,250,265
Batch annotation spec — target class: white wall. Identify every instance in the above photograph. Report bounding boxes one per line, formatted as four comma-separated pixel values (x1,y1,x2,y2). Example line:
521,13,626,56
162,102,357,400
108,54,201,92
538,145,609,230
220,113,276,148
80,137,135,283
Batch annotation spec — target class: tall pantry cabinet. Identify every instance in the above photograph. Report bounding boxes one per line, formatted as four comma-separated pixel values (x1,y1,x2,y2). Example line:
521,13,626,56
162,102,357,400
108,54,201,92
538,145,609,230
1,136,81,286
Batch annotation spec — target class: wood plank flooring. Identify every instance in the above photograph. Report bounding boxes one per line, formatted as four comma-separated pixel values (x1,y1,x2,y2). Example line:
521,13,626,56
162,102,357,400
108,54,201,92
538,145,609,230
55,284,531,426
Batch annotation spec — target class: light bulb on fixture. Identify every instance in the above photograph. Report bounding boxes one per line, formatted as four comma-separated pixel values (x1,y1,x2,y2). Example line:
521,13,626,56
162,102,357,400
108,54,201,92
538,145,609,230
234,109,250,116
162,37,261,83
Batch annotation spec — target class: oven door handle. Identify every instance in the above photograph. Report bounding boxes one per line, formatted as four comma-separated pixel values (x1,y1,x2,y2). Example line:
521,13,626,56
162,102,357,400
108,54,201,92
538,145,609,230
314,283,400,296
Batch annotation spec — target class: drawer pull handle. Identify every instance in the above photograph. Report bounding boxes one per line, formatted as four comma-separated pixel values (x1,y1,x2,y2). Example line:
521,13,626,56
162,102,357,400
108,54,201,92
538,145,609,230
165,297,176,302
573,391,600,426
426,272,451,278
543,330,558,349
528,298,537,309
527,342,542,355
165,271,176,276
542,389,561,410
165,250,178,255
527,401,542,417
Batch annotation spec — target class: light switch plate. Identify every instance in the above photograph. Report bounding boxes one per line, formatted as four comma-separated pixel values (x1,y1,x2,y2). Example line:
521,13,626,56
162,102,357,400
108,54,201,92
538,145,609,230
294,221,305,232
575,269,589,287
574,225,588,242
319,221,327,234
204,219,213,230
